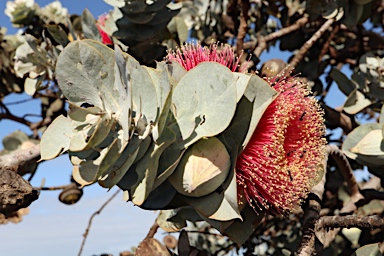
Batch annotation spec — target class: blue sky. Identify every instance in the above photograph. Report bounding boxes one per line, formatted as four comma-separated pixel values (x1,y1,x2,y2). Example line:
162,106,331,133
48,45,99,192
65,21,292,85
0,1,352,255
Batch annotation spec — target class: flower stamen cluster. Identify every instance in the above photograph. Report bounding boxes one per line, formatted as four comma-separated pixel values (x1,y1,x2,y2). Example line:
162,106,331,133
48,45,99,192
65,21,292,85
166,42,244,72
236,74,326,215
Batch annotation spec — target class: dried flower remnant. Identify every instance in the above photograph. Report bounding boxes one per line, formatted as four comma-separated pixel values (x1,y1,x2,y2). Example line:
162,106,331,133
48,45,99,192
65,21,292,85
97,14,113,45
236,74,326,215
166,42,244,72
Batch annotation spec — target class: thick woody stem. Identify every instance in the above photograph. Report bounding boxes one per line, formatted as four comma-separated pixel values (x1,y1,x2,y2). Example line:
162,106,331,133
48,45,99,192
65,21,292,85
289,19,335,68
297,144,366,255
0,144,40,175
315,145,365,249
146,221,160,239
316,215,384,230
296,147,327,256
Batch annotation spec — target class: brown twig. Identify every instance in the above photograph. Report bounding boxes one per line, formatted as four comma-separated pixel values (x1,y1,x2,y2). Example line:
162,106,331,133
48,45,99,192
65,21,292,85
297,144,367,255
318,24,340,62
0,101,11,114
0,101,32,127
4,98,37,106
78,189,120,256
34,185,69,191
316,215,384,230
327,144,363,205
289,19,335,68
0,113,32,127
145,220,160,239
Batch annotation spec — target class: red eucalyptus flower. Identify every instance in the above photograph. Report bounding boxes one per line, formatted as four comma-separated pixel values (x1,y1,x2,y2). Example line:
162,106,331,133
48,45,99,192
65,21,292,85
97,14,113,45
166,42,326,215
236,74,326,215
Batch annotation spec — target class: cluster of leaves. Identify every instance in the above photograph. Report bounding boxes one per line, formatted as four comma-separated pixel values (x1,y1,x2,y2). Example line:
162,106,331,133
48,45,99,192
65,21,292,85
39,38,278,244
102,0,187,65
0,28,24,97
3,0,68,96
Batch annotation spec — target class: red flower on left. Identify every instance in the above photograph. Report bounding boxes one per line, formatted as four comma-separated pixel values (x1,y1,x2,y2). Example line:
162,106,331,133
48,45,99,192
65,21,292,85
97,14,113,45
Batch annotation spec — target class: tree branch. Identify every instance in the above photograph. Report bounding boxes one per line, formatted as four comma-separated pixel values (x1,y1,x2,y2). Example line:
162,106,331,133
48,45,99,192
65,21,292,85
236,0,250,57
146,221,160,239
0,144,40,175
253,16,309,57
78,189,120,256
35,185,69,191
313,145,365,249
316,215,384,230
297,148,327,256
0,113,32,127
318,24,340,62
327,144,363,206
289,19,335,68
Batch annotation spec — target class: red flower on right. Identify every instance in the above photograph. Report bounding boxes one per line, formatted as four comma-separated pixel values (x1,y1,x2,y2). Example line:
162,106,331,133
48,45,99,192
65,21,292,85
236,74,326,215
165,42,325,215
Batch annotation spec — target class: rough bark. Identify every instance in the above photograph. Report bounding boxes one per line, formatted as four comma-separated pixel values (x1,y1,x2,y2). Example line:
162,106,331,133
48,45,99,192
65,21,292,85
0,169,38,215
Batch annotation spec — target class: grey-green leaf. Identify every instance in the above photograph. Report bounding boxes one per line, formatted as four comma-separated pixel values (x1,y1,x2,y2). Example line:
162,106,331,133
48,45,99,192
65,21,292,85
342,123,383,160
343,89,371,114
157,60,187,83
98,135,142,188
81,9,102,41
222,205,265,245
349,129,384,166
351,243,381,256
40,115,73,160
47,25,70,46
56,40,117,113
156,209,187,232
114,45,132,141
131,127,176,205
172,62,238,147
129,57,158,124
144,66,172,142
380,104,384,124
242,74,278,148
331,68,358,96
2,130,29,151
181,167,241,222
169,137,231,197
